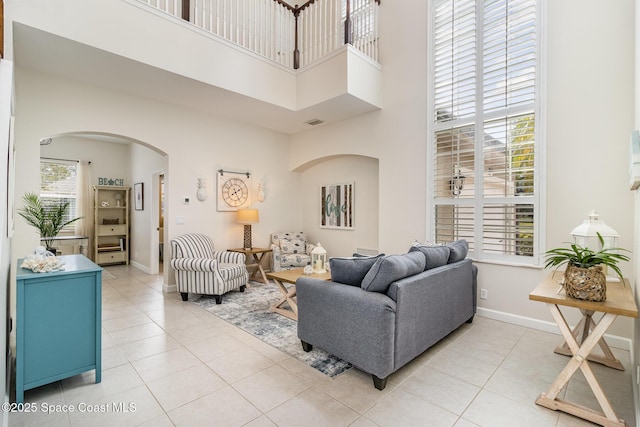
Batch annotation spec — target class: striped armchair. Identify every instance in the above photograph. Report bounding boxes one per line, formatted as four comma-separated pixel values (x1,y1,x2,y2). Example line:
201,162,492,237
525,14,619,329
170,233,248,304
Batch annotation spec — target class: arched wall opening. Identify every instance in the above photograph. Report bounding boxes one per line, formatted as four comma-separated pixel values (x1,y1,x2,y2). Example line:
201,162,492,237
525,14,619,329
296,154,379,258
39,131,168,276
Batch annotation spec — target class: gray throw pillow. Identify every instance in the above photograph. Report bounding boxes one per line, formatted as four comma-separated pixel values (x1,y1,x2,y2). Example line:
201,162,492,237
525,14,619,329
329,255,383,287
361,252,426,293
409,245,451,270
447,239,469,263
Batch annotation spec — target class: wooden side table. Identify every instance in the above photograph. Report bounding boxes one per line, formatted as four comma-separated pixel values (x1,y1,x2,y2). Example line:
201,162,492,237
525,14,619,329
229,247,271,284
529,272,638,427
266,267,331,320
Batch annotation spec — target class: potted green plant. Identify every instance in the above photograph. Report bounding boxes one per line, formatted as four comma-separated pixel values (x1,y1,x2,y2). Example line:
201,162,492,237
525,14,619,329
544,233,630,302
17,192,82,253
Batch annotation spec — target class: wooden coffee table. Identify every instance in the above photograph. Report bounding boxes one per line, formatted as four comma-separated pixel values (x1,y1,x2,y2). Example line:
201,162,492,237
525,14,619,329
266,267,331,320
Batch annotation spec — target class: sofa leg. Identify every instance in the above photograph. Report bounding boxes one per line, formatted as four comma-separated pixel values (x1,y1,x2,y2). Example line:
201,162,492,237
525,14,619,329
240,285,246,292
180,292,188,301
214,295,222,304
372,375,388,391
301,341,313,352
466,315,474,324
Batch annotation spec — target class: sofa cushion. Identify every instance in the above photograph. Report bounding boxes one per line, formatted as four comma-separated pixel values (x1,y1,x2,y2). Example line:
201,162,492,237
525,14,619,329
409,245,451,270
361,252,426,293
329,254,383,287
280,238,306,254
447,239,469,263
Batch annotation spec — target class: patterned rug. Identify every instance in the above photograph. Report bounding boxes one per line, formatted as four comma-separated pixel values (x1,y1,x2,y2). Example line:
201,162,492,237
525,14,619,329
191,281,351,378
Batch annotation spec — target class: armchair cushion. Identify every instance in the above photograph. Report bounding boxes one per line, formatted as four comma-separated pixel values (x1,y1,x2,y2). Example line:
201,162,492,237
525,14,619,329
330,254,383,287
409,245,451,270
361,252,425,293
170,258,218,272
280,238,307,255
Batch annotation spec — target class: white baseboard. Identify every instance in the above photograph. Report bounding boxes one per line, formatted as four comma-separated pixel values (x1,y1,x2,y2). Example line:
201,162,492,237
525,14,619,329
476,307,632,351
129,260,151,274
163,283,177,293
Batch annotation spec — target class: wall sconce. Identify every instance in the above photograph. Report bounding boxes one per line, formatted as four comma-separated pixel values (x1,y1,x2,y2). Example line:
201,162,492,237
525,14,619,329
450,165,465,197
196,178,207,201
237,208,259,249
256,180,266,202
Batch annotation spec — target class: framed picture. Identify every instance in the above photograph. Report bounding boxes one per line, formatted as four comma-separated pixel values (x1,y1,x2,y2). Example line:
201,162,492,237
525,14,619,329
217,170,251,212
321,182,354,229
134,182,144,210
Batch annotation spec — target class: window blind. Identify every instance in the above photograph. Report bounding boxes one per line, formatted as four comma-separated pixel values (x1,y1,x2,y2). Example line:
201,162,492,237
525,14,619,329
431,0,539,263
40,159,78,228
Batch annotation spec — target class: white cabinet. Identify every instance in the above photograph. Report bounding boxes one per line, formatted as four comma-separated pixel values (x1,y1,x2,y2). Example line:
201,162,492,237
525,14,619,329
94,186,130,265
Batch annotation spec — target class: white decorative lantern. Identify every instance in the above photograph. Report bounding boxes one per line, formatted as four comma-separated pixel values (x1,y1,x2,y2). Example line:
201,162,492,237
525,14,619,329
571,210,620,280
570,210,619,251
311,243,327,273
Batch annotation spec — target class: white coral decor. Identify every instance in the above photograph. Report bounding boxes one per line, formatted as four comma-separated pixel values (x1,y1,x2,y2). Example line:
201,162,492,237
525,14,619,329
21,246,65,273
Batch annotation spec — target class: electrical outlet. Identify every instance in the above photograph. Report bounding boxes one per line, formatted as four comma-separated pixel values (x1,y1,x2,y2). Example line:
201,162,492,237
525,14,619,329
480,288,488,299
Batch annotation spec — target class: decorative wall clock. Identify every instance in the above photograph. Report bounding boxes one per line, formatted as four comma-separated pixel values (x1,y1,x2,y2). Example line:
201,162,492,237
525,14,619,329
217,169,251,211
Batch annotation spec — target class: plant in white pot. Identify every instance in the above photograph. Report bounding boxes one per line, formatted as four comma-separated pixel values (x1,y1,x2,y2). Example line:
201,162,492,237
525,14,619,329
17,192,82,253
543,233,630,302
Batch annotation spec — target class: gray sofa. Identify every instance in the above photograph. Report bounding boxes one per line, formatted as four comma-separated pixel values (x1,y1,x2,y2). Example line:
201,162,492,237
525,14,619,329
296,240,477,390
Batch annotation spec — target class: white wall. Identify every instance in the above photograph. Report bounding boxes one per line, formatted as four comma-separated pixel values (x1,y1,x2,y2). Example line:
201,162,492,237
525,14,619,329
291,0,636,340
128,143,167,272
0,60,13,425
40,136,131,187
299,155,379,257
11,67,301,289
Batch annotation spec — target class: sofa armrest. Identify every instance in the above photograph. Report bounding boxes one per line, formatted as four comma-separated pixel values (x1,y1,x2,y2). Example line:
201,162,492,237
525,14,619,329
170,258,218,272
388,258,477,370
297,277,396,379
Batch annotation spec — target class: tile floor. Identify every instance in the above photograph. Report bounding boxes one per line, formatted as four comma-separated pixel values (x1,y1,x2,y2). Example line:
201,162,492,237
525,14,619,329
10,264,637,426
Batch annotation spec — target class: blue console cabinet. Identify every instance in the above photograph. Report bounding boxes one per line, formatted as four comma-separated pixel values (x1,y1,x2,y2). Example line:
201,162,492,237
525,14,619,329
16,254,102,403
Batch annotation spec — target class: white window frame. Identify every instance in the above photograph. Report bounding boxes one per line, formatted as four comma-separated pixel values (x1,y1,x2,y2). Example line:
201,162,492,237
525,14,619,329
427,0,546,266
40,158,79,234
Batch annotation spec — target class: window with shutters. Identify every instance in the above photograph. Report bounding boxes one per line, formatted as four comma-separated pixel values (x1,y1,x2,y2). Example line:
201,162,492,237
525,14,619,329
40,159,78,232
430,0,541,264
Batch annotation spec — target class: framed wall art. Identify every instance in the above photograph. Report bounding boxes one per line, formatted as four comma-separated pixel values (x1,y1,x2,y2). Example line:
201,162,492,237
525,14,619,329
217,169,251,212
134,182,144,210
321,182,354,230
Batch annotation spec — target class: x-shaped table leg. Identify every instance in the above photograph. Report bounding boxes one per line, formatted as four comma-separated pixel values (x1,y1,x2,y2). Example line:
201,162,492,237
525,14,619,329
269,278,298,320
536,303,626,426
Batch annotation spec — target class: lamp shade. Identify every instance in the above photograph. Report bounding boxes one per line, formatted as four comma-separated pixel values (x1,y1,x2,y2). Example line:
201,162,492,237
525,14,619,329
236,209,259,224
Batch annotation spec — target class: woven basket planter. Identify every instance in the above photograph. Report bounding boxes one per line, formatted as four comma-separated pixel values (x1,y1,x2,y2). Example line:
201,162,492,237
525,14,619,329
563,264,607,302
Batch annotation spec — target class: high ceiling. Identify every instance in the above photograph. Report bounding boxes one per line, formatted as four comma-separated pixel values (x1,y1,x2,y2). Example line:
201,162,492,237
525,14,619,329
13,23,378,135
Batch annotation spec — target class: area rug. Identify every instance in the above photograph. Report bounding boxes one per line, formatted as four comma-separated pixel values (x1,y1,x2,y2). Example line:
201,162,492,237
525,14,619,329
191,282,351,378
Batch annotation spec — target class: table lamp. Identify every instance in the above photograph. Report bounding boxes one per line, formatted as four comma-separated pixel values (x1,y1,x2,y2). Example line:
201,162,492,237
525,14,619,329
237,208,259,249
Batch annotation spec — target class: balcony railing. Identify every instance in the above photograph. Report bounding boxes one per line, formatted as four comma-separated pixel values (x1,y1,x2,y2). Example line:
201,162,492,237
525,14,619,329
138,0,380,69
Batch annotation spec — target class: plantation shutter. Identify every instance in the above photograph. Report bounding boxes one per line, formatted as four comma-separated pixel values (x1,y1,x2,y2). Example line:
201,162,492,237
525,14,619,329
431,0,539,263
40,159,78,230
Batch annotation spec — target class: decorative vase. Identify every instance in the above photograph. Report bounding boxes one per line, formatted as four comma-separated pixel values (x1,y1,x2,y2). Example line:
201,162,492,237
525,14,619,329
563,264,607,302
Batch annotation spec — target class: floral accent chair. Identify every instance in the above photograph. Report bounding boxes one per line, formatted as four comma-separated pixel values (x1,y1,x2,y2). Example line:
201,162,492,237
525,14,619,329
170,233,248,304
270,232,316,272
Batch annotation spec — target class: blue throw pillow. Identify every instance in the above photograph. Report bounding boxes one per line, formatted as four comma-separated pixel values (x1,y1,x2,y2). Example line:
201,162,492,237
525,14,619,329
409,245,451,270
361,252,426,293
329,255,383,287
447,240,469,263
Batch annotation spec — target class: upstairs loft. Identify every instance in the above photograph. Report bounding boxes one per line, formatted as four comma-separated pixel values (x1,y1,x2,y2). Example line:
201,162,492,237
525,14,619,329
5,0,383,134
